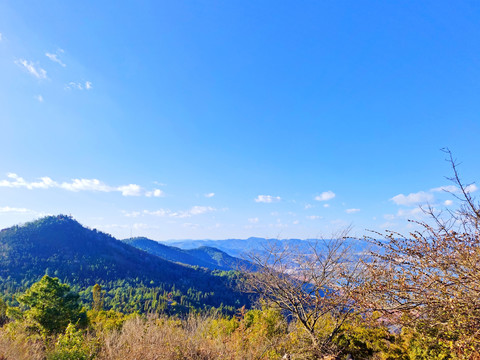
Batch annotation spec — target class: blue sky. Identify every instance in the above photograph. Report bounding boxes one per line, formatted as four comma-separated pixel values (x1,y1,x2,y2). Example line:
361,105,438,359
1,0,479,240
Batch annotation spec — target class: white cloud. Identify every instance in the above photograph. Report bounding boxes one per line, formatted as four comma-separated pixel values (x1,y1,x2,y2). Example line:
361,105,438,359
34,94,44,102
146,189,164,197
304,203,313,209
345,208,360,214
122,211,141,218
45,49,66,67
66,81,93,91
248,217,259,224
430,184,477,194
465,184,478,193
383,214,395,220
307,215,321,220
61,178,112,192
0,33,2,41
189,206,215,216
117,184,142,196
0,173,57,189
323,203,330,208
255,195,281,203
0,206,31,213
390,191,434,206
15,59,47,79
0,173,163,197
396,207,425,218
144,209,170,217
315,191,335,202
431,185,458,193
205,192,215,198
444,200,453,206
292,220,300,225
144,206,216,218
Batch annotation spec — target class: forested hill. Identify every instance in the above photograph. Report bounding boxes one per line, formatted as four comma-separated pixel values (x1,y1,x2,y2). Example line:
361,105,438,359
123,237,254,271
0,215,251,312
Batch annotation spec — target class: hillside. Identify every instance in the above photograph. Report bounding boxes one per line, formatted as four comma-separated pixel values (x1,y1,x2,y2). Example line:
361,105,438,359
164,237,366,260
0,215,251,312
123,237,254,271
164,237,321,258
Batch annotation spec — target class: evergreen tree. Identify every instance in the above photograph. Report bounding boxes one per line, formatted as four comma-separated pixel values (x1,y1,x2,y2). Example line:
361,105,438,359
18,275,87,336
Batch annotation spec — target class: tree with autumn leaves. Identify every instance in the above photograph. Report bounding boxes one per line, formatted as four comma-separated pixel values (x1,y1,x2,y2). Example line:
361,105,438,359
248,151,480,359
359,151,480,358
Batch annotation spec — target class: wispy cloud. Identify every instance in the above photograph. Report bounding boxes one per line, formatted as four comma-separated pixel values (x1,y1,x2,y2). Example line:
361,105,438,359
390,191,434,206
188,206,215,216
143,209,169,217
143,206,216,218
0,173,161,197
0,33,3,41
0,206,48,217
34,94,44,102
315,191,335,202
255,195,281,203
430,185,458,193
307,215,321,220
0,206,32,213
248,217,259,224
0,173,56,189
205,192,215,198
345,208,360,214
444,200,453,206
60,178,112,192
45,49,66,67
146,189,164,197
15,59,47,79
65,81,93,91
122,211,141,218
429,184,477,194
396,207,426,219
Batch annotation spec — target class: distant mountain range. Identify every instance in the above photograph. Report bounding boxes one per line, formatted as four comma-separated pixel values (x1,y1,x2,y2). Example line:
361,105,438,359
122,237,254,271
163,237,327,258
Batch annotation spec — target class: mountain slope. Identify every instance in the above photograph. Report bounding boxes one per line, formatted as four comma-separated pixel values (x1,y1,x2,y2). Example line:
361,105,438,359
163,237,313,257
0,215,250,310
123,237,254,271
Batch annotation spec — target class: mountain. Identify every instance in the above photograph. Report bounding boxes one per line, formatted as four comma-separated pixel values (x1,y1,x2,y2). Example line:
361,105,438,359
163,237,318,258
0,215,251,312
123,237,254,271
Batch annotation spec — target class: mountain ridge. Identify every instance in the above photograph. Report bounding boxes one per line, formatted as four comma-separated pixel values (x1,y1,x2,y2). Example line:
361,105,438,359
122,237,254,271
0,215,251,311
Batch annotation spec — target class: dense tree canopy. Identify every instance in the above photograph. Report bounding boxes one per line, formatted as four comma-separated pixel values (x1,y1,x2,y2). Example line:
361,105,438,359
18,275,87,336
